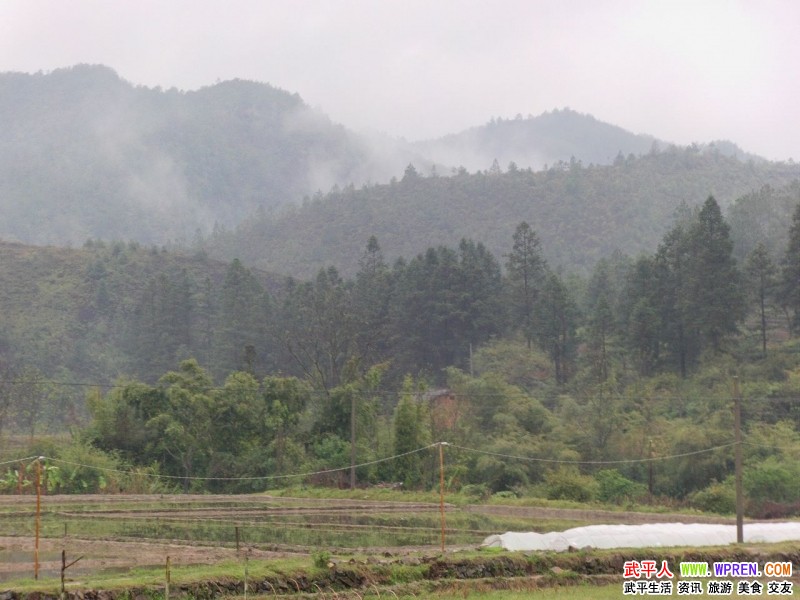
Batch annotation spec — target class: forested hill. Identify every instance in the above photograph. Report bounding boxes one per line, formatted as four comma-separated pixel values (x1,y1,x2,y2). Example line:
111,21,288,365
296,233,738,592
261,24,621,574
0,65,424,246
201,148,800,278
0,240,283,389
2,65,780,253
414,109,762,174
414,109,661,172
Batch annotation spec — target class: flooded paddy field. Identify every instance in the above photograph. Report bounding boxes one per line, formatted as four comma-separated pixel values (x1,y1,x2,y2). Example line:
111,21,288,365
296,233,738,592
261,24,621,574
0,492,585,582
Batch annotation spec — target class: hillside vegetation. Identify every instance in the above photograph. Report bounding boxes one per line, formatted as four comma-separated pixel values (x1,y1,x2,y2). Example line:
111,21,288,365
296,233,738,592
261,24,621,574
3,65,788,260
415,108,664,172
0,65,423,246
2,196,800,518
202,150,800,278
1,66,800,518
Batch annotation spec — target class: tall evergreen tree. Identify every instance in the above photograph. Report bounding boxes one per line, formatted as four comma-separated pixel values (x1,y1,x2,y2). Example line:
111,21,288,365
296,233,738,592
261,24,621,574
129,271,194,380
532,270,579,384
780,202,800,335
213,259,271,379
745,242,777,356
585,260,615,382
389,241,504,380
279,266,355,391
457,239,505,348
621,256,662,376
505,222,546,348
353,236,393,367
647,196,743,376
684,196,744,352
654,222,695,377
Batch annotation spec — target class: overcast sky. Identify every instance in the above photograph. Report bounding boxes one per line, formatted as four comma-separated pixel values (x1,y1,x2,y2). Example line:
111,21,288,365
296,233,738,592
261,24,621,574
1,0,798,160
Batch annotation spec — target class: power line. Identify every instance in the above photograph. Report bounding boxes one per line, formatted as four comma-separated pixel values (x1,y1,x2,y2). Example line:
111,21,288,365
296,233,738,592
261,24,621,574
0,439,764,486
447,442,741,465
742,441,800,452
0,455,39,468
1,377,799,404
39,444,439,482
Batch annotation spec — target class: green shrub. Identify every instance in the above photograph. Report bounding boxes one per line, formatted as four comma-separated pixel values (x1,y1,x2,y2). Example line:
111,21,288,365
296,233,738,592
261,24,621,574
688,479,735,514
461,483,491,501
544,467,598,502
744,458,800,504
595,469,648,504
492,490,518,500
312,550,331,569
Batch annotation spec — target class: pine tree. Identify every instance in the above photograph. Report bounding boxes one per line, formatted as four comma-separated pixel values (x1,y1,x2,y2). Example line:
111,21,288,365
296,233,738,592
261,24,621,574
654,222,695,377
279,266,355,391
213,259,272,378
745,243,776,355
505,222,546,348
532,270,578,384
684,196,744,352
780,202,800,334
392,376,429,488
353,236,392,366
649,196,743,376
621,256,661,376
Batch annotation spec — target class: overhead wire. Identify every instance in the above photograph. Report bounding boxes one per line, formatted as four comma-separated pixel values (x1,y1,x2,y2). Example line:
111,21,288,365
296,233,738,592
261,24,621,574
1,376,799,404
39,443,439,482
0,438,771,485
447,442,741,465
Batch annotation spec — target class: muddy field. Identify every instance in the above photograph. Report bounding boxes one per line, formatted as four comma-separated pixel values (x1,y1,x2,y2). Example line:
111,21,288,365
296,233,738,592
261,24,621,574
0,492,749,584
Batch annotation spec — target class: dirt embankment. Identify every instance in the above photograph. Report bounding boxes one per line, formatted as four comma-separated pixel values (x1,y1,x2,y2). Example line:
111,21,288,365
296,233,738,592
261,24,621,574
4,546,799,600
466,504,742,524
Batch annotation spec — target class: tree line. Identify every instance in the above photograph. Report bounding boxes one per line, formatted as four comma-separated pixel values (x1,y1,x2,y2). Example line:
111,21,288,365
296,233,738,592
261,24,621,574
3,195,800,512
1,194,797,417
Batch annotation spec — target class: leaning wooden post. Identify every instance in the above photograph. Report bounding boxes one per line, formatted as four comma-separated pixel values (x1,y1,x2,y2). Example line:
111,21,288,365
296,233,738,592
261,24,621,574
165,555,171,600
244,551,249,599
733,376,744,544
60,550,83,600
438,442,448,552
60,549,65,600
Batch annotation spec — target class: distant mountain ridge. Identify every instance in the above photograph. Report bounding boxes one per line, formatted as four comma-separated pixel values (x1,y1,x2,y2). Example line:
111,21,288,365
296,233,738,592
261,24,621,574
414,109,762,173
0,64,784,258
0,65,423,246
415,109,660,172
202,151,800,279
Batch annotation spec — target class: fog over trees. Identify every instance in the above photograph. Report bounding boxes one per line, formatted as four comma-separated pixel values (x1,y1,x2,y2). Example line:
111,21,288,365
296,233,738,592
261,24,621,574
0,66,799,513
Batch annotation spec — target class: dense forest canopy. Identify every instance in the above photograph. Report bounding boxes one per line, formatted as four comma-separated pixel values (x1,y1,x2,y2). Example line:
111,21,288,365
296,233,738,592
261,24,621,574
1,196,800,514
0,65,425,246
1,65,799,514
4,65,795,259
201,150,800,278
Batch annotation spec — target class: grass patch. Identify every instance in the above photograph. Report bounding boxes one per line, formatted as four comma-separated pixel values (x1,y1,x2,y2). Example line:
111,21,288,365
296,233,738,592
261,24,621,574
1,492,797,596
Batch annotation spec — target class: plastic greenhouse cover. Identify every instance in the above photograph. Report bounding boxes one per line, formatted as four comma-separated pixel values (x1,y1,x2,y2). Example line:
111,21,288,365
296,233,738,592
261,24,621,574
481,522,800,551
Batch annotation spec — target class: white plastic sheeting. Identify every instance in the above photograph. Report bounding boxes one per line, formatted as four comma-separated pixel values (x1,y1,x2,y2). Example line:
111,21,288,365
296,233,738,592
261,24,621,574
481,522,800,552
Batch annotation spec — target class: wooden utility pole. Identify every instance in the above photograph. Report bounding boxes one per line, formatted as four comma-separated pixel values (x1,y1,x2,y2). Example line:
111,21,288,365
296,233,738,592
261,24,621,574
165,555,171,600
438,442,448,552
733,376,744,544
350,391,356,490
647,439,654,502
35,457,41,580
60,550,83,600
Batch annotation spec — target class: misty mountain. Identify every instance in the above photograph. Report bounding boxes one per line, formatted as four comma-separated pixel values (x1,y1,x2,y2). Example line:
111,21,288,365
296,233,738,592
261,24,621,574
0,65,424,246
414,109,658,172
413,108,762,173
201,150,800,279
0,64,783,254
